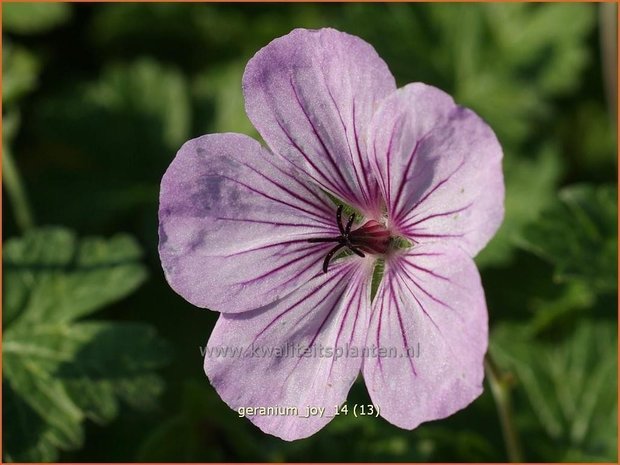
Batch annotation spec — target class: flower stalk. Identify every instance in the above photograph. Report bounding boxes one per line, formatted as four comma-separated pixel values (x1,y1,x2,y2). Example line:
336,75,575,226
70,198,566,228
485,354,523,463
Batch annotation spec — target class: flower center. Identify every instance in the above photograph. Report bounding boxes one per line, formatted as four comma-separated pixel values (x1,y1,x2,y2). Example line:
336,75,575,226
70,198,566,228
308,205,391,273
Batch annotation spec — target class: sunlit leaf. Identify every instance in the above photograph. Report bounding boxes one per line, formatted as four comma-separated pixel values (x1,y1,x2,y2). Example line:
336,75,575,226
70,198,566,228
3,228,169,462
2,43,41,105
3,228,147,326
490,320,617,461
3,2,71,35
520,184,617,293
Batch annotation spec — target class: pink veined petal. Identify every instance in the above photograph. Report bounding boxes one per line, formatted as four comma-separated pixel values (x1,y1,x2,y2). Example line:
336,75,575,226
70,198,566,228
204,257,373,441
368,83,504,256
362,243,488,430
243,28,397,218
159,133,342,313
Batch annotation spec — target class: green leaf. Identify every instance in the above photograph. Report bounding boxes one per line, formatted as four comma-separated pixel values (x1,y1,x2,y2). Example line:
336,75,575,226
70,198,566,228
519,184,617,293
3,361,84,462
30,59,190,229
3,227,169,462
338,3,595,148
86,59,191,149
36,58,190,157
459,3,595,147
3,2,71,35
193,60,258,138
2,42,41,105
476,145,562,268
490,320,617,461
485,3,595,95
3,228,148,326
526,280,596,336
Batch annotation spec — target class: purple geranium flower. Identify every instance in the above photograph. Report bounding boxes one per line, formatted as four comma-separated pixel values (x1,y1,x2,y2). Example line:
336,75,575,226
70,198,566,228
159,28,504,441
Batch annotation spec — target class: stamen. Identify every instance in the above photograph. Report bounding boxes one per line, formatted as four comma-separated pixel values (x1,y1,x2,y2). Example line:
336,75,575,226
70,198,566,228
308,206,391,273
307,236,341,243
345,213,355,234
322,244,345,273
349,246,365,258
336,205,345,235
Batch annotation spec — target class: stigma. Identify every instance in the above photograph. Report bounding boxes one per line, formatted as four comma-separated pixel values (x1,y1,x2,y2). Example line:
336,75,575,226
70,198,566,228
308,205,391,273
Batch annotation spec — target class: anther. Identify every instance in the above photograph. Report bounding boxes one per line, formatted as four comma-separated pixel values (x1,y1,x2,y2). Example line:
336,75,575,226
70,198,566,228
308,205,390,273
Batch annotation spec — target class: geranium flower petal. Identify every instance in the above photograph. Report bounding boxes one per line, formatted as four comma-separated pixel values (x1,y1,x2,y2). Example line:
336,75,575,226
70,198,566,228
204,258,373,441
243,28,396,217
368,83,504,256
159,133,341,313
362,243,487,429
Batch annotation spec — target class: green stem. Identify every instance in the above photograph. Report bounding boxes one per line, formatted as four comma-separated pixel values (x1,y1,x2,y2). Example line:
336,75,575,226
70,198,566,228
2,146,35,232
485,354,523,463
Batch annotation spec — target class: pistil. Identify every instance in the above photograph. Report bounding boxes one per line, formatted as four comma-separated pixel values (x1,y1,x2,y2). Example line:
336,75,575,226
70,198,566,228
308,205,391,273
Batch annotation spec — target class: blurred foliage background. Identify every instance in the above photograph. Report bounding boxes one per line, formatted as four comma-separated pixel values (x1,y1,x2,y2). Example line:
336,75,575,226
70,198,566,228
2,2,617,462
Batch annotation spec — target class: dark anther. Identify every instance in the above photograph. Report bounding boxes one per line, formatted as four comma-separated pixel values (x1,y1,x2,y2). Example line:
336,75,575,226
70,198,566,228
308,205,366,273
